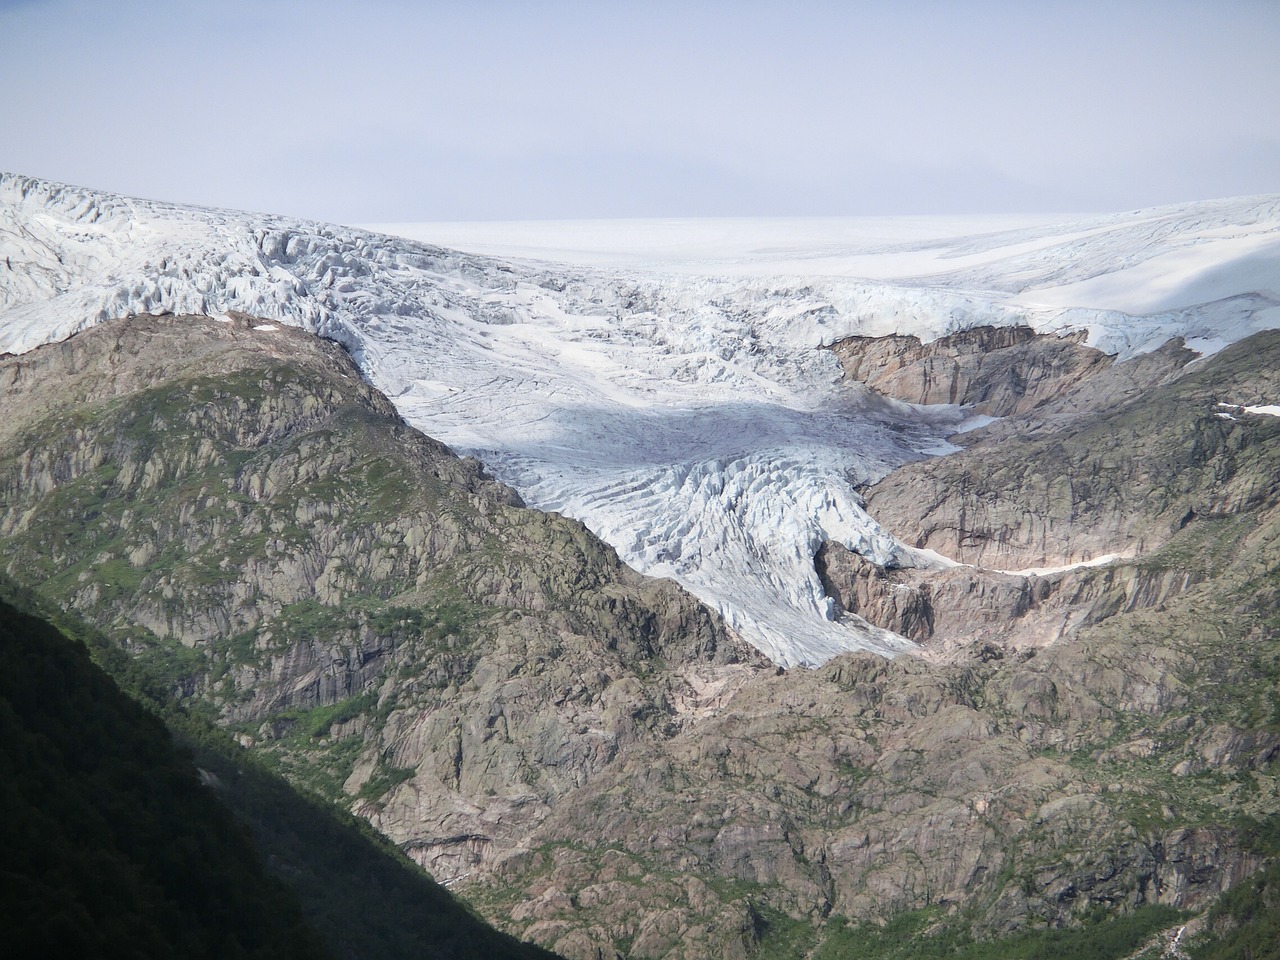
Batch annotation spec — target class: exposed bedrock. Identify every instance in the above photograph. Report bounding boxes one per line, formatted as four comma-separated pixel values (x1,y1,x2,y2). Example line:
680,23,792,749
962,336,1201,443
862,331,1280,572
825,330,1280,671
815,542,1043,647
814,541,1222,652
827,324,1114,415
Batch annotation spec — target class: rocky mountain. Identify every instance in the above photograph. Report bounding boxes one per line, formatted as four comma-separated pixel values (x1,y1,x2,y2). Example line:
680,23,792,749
0,312,763,890
461,331,1280,959
0,585,568,960
2,177,1278,959
1,304,1276,959
863,331,1280,573
6,174,1278,666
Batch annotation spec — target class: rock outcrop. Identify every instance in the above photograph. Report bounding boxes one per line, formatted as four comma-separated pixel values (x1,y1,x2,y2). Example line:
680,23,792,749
815,538,1236,654
480,576,1278,956
863,332,1280,571
828,325,1113,415
815,541,1048,646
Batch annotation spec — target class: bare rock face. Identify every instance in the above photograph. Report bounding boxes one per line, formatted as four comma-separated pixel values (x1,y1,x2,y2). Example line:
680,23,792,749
480,582,1276,957
863,332,1280,571
828,325,1113,415
962,337,1200,444
814,540,1231,654
833,332,1280,661
815,542,1041,644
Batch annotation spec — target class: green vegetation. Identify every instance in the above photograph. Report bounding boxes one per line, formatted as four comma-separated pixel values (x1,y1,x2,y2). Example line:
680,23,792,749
357,762,417,802
749,904,820,960
0,585,562,960
1191,859,1280,960
174,717,560,960
270,690,380,740
814,905,1185,960
0,339,505,816
0,597,328,959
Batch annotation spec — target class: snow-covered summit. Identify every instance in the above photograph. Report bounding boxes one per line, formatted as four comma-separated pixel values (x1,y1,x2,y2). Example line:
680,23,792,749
4,173,1279,665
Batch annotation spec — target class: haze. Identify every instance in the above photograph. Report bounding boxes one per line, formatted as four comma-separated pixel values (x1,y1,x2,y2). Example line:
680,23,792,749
1,0,1278,223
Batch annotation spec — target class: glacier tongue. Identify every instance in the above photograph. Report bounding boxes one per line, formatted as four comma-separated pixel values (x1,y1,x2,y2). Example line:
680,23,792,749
5,173,1280,666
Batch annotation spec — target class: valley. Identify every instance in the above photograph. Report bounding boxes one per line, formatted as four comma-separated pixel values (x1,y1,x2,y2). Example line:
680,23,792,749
1,176,1278,959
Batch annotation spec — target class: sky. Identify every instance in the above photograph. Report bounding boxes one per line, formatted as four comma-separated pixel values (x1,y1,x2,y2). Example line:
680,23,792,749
1,0,1278,224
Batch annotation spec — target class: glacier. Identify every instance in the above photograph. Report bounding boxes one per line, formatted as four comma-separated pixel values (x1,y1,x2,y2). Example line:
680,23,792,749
3,173,1279,665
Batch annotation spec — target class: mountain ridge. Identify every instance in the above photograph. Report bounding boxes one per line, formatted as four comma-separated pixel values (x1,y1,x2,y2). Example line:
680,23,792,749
0,579,568,960
1,307,1276,959
0,311,767,890
6,172,1279,664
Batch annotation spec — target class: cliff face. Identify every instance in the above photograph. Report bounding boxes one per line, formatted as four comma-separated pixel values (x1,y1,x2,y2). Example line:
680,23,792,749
828,326,1114,415
0,590,564,960
4,314,1277,960
821,332,1280,668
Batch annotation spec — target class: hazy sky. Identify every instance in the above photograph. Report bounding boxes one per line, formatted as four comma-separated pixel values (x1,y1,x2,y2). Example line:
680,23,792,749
2,0,1278,223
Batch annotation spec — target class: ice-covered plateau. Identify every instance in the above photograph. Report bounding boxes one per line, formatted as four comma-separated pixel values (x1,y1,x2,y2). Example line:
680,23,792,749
3,173,1279,665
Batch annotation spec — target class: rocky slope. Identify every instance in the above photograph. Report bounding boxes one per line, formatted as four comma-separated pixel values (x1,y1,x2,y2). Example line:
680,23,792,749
473,556,1278,957
0,587,564,960
0,312,765,886
2,312,1277,960
863,331,1280,572
454,333,1280,958
810,334,1280,655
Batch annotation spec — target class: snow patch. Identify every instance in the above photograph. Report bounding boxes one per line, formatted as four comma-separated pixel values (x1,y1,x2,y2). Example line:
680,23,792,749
1221,401,1280,418
1183,336,1232,358
998,554,1126,577
953,414,1000,434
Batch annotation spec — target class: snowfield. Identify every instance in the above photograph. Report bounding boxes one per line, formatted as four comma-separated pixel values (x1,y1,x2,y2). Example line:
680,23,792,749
4,173,1279,665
